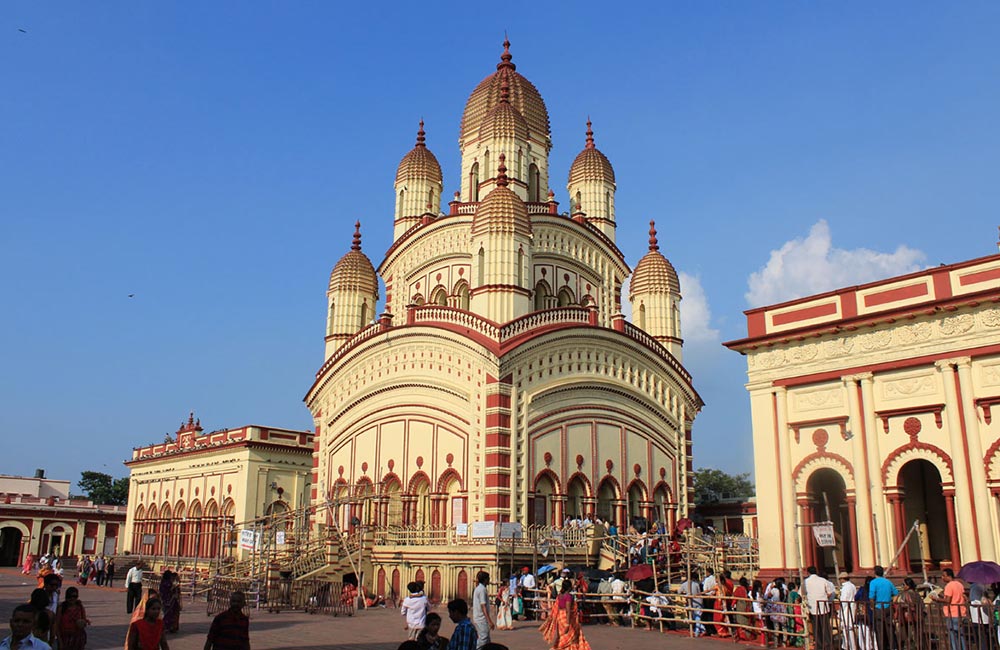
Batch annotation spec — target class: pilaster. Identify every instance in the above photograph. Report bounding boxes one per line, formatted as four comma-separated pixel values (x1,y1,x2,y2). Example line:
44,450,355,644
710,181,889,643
953,357,996,560
843,373,876,569
936,359,979,562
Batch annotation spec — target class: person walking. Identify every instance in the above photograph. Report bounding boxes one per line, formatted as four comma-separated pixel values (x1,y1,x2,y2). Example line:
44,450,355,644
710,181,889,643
804,566,835,650
55,587,89,650
539,579,592,650
94,557,106,587
159,570,181,634
125,564,144,614
472,571,494,649
3,604,52,650
204,590,249,650
401,582,430,641
495,583,513,630
933,568,968,650
869,565,898,650
127,598,169,650
105,559,116,589
447,599,478,650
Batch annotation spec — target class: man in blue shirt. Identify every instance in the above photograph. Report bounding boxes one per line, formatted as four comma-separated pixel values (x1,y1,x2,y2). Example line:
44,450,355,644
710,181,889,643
869,566,898,650
448,598,478,650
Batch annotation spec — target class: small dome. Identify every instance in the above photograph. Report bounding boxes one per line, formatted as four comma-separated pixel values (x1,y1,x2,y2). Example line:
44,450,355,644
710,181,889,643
479,76,528,141
460,39,550,147
630,221,680,296
329,222,379,295
395,121,443,185
472,155,531,237
568,120,615,185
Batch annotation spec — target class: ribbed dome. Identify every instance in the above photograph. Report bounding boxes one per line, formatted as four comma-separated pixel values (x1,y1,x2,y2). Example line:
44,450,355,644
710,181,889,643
460,40,550,147
568,120,615,185
479,77,529,141
395,121,443,185
329,222,379,295
630,221,680,295
472,155,531,237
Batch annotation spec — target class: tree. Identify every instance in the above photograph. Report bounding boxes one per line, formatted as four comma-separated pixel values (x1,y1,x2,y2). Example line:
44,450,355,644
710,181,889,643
78,471,129,506
693,468,754,505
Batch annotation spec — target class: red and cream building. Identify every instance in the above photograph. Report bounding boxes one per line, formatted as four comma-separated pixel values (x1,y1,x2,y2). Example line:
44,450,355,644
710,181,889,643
306,40,702,541
123,414,313,568
726,247,1000,577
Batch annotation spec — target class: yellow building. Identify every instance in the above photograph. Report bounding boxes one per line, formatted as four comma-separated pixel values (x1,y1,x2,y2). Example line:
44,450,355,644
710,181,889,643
304,40,702,598
725,248,1000,578
122,414,313,568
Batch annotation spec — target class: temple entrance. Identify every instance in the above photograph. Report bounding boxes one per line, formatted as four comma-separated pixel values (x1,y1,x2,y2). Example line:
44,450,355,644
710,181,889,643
806,468,851,573
566,476,586,519
900,459,950,568
596,479,616,523
627,483,645,524
384,479,403,527
0,527,22,566
533,474,556,526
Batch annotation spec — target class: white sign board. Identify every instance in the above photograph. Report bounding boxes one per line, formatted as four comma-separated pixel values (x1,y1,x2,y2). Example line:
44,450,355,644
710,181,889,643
499,522,523,539
455,523,469,537
239,529,258,551
471,521,496,539
812,523,836,548
141,534,156,546
276,531,286,545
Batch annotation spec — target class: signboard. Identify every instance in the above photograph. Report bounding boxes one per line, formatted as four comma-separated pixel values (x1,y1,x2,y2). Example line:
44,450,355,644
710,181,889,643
276,531,286,545
454,523,469,537
470,521,496,539
239,529,258,551
141,534,156,546
812,522,836,548
499,522,523,539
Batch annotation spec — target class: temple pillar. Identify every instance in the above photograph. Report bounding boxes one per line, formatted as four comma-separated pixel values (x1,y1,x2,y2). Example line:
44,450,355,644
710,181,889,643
943,489,961,567
845,496,860,571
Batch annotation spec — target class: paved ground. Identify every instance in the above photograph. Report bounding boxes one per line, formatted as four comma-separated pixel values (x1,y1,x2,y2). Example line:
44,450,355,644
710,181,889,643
0,568,756,649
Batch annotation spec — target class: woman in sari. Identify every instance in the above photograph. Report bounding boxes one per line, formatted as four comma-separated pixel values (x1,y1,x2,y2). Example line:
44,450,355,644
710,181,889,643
540,580,592,650
786,580,804,646
37,561,54,589
56,586,90,650
159,570,181,633
22,553,34,575
496,583,513,630
125,589,161,650
733,577,753,641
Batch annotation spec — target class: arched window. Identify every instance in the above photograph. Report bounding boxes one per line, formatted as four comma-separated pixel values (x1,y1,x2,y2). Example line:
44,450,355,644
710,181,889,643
516,149,523,179
637,302,646,329
534,280,551,311
604,191,611,216
477,247,485,286
384,479,403,528
427,189,434,213
327,300,335,335
429,286,448,306
411,294,425,307
575,191,582,212
517,248,524,286
528,163,540,201
557,287,575,307
470,163,480,202
397,190,404,218
483,151,490,181
360,301,370,328
453,281,470,310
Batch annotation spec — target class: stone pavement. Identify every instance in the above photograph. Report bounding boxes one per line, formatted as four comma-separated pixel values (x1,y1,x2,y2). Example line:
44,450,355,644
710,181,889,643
0,568,755,649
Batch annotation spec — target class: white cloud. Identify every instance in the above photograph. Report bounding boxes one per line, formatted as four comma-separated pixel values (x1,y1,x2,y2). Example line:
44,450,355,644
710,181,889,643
745,220,926,307
679,272,720,343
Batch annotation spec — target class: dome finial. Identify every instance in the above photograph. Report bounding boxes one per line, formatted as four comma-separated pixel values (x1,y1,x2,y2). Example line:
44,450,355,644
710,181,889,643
496,153,509,188
585,118,595,150
415,119,426,148
648,220,659,251
500,74,510,104
497,35,515,71
352,221,362,251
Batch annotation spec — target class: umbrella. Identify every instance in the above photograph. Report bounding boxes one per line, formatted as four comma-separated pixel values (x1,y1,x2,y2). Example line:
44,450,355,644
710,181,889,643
537,564,559,577
958,561,1000,584
625,563,654,581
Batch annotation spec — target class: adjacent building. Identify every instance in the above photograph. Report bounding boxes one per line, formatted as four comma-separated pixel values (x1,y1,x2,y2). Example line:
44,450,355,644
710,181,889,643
122,414,313,568
726,247,1000,578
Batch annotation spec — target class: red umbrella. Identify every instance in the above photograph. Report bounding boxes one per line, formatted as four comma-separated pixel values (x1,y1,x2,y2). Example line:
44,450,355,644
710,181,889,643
625,563,654,581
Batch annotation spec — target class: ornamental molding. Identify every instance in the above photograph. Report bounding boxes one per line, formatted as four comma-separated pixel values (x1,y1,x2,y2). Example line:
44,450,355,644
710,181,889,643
881,441,955,486
747,305,1000,380
976,395,1000,425
881,373,936,401
788,416,849,443
791,387,843,413
874,404,945,434
792,451,855,492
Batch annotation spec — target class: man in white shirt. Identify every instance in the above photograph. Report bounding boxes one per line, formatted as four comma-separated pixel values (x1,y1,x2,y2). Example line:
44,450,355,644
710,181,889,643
471,571,494,649
2,604,51,650
702,568,718,636
608,576,628,626
804,566,835,650
679,572,705,636
838,572,858,650
125,562,144,614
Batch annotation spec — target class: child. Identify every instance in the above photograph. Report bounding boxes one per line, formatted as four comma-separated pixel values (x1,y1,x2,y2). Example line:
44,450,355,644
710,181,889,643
401,581,430,640
416,612,446,649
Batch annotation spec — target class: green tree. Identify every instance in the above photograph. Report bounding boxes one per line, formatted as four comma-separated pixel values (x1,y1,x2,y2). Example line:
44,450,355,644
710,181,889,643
78,471,129,505
693,468,754,505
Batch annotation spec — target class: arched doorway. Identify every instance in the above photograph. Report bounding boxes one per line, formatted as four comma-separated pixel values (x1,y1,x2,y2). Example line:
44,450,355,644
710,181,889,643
596,479,616,523
533,474,556,526
806,468,851,573
566,476,587,519
653,486,670,528
391,569,401,601
376,568,387,597
384,478,403,527
411,477,431,528
627,482,646,526
0,526,23,566
431,569,442,603
456,569,469,600
900,460,950,568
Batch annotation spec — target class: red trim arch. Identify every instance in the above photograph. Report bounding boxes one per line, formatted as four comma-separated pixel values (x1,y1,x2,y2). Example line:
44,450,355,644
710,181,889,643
792,451,856,493
564,471,593,496
596,475,621,498
984,436,1000,481
380,472,403,494
882,441,955,486
652,481,674,504
533,469,562,494
408,471,432,493
355,477,375,496
625,478,648,500
436,468,463,493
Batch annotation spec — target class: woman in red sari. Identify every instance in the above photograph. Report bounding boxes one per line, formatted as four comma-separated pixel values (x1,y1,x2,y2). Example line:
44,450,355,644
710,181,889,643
56,587,90,650
540,580,592,650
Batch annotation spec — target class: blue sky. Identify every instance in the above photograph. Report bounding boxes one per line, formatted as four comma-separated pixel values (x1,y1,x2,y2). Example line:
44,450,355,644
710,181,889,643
2,2,999,486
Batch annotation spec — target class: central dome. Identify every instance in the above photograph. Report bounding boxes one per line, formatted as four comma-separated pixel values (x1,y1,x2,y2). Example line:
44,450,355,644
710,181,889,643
459,40,550,148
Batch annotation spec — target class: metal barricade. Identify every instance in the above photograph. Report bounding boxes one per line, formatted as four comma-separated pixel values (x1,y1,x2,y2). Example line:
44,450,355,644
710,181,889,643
205,576,355,618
